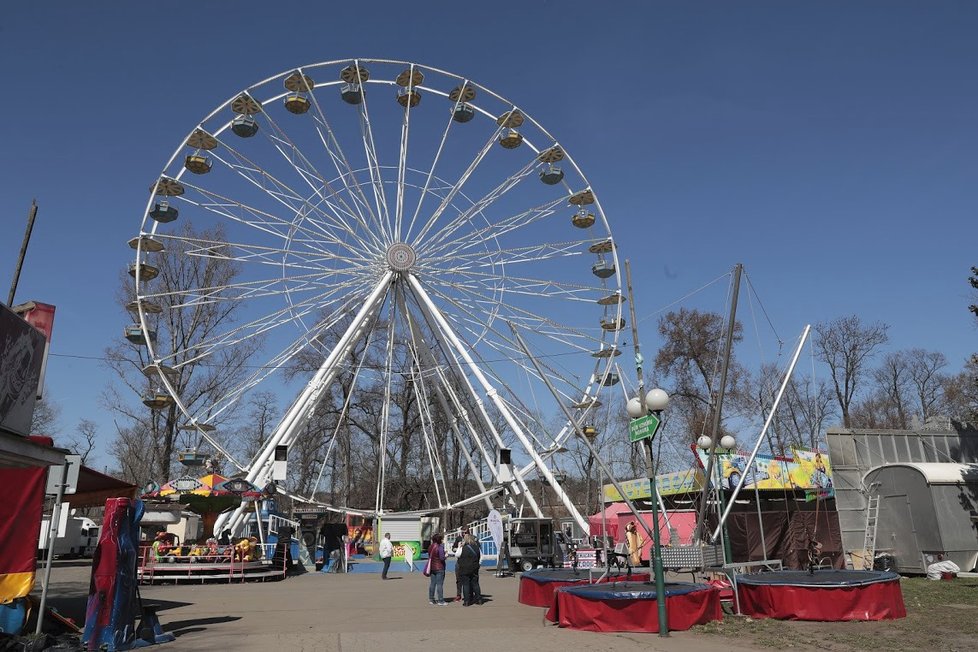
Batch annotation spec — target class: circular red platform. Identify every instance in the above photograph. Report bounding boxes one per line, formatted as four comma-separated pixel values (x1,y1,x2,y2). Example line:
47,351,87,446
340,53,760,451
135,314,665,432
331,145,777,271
545,581,722,633
518,569,651,607
736,570,906,621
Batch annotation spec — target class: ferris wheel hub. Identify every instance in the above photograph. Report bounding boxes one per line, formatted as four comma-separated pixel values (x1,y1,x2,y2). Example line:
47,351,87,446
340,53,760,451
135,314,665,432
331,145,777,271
386,242,417,272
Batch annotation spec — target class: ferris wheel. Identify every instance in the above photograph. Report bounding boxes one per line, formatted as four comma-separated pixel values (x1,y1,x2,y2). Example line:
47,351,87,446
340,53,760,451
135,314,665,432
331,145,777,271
128,58,625,534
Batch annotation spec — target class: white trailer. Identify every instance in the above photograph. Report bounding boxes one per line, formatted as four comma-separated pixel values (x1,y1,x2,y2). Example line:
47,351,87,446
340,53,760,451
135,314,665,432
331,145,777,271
38,516,99,559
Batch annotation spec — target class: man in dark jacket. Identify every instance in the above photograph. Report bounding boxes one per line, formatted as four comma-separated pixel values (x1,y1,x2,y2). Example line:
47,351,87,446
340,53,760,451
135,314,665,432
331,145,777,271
457,534,482,606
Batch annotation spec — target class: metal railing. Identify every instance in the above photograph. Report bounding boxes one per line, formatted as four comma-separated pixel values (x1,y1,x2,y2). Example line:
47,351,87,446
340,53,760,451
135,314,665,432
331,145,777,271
443,517,497,557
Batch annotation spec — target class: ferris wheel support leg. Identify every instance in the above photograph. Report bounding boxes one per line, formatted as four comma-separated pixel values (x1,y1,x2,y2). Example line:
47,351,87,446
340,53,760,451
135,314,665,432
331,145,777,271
407,275,586,532
216,272,394,536
401,304,495,512
408,281,537,515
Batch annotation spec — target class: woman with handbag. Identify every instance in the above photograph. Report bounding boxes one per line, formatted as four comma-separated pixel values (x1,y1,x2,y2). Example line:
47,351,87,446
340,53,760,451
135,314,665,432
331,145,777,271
425,533,448,605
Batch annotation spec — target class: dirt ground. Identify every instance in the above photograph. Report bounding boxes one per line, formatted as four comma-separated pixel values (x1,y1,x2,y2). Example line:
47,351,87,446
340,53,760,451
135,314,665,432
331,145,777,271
32,562,978,652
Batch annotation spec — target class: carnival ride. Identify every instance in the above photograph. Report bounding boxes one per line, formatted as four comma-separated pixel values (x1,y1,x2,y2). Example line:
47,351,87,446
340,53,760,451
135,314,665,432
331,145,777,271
128,58,624,538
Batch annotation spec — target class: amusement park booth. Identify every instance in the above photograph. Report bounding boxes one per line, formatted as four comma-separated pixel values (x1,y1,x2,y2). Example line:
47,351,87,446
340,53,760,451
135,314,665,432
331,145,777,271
601,448,844,569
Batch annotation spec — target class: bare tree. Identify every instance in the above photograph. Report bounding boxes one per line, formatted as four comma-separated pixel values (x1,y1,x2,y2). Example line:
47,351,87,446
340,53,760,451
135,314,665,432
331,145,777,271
942,357,978,421
814,315,889,427
104,224,261,484
30,398,60,436
871,351,912,429
654,308,744,443
67,418,99,464
240,391,279,462
906,349,949,421
746,363,836,452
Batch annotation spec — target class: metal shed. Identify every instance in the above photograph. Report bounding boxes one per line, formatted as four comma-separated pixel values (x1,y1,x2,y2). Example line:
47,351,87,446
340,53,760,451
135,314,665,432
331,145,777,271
863,463,978,573
826,423,978,571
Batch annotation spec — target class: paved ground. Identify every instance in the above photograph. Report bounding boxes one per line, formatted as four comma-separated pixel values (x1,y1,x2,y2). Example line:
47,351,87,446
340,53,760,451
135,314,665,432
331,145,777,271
38,561,766,652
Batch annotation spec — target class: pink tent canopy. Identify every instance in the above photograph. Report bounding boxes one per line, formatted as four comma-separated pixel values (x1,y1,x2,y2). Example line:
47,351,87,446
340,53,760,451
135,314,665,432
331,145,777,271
588,502,634,538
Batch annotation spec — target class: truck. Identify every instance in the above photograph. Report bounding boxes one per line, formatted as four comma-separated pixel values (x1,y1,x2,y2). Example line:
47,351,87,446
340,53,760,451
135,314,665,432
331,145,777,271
38,516,100,559
506,518,558,572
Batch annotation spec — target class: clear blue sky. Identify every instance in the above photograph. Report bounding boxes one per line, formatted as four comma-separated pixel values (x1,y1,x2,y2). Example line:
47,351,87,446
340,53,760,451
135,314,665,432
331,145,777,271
2,1,976,469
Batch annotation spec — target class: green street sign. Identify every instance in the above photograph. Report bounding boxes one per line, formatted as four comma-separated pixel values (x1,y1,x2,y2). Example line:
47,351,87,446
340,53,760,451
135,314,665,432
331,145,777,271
628,413,661,443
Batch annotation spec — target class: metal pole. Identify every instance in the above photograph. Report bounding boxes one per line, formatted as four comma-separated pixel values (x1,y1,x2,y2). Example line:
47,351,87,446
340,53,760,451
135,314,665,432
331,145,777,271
643,437,670,636
754,476,768,560
693,264,742,546
623,260,673,523
623,260,668,636
8,200,38,307
36,461,67,635
711,325,811,542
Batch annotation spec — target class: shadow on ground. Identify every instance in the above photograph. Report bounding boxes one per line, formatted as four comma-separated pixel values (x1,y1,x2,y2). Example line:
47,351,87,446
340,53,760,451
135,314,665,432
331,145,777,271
163,615,242,638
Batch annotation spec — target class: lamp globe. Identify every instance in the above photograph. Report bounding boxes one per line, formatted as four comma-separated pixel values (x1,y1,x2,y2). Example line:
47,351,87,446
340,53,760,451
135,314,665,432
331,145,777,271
626,397,646,419
696,435,713,450
720,435,737,450
645,388,670,412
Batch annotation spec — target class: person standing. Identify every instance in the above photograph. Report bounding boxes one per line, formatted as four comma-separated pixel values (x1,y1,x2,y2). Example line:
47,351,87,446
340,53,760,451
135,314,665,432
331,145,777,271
427,533,447,605
404,540,416,572
451,535,464,601
379,533,394,580
457,534,483,606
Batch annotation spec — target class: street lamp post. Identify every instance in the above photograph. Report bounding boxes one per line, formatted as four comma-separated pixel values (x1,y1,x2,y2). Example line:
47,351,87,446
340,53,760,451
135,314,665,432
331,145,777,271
627,388,670,637
696,433,738,563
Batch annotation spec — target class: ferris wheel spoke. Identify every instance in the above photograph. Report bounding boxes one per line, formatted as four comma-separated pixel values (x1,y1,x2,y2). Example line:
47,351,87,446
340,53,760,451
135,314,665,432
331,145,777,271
303,72,392,245
175,183,331,253
428,265,607,303
156,276,370,366
155,281,371,370
393,65,420,242
446,314,591,420
422,297,562,454
417,156,540,256
421,195,570,261
309,119,389,241
154,231,373,273
424,241,587,279
258,106,385,254
263,134,385,257
426,286,605,399
429,277,602,349
356,79,394,246
431,278,600,364
411,121,507,245
398,292,498,501
178,172,367,260
206,287,383,430
141,264,374,311
403,79,470,244
203,139,380,256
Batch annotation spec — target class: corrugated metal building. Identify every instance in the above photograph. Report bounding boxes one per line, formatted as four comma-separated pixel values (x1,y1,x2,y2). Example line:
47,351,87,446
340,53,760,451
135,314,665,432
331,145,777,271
826,421,978,573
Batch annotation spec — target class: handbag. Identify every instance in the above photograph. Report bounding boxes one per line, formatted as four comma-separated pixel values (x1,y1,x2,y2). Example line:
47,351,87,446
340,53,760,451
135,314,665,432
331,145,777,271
423,555,432,577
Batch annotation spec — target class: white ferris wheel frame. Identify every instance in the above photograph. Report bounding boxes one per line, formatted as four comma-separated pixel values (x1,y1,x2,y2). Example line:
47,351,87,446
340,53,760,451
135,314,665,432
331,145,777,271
130,58,624,537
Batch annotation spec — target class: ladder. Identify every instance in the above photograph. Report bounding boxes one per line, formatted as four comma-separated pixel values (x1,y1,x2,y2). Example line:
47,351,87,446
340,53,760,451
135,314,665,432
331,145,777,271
861,494,881,570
